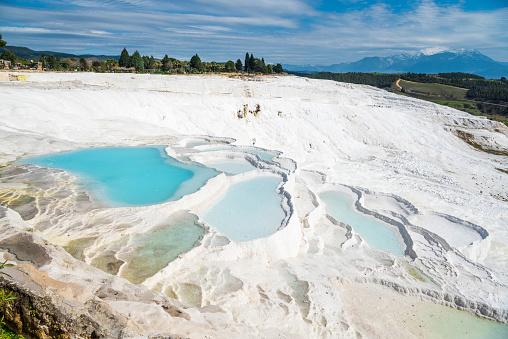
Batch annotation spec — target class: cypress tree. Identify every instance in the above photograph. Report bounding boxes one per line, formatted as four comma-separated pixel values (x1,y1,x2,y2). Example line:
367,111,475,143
119,48,130,67
131,51,144,72
245,53,250,72
190,54,203,72
47,55,56,69
161,54,170,71
249,54,255,73
142,55,149,69
236,59,243,72
260,58,268,74
39,53,46,68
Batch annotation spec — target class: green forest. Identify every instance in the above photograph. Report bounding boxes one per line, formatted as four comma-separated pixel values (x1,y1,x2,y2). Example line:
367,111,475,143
306,72,400,88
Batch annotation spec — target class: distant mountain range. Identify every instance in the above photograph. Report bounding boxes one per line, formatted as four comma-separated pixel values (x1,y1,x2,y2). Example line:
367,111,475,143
2,45,507,79
284,48,508,79
0,46,119,62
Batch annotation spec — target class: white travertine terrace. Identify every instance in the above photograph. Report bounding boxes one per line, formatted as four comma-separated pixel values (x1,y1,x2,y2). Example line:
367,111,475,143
0,72,507,338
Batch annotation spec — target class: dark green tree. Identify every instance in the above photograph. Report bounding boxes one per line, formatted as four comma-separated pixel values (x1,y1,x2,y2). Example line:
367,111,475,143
47,54,57,69
273,63,284,74
148,55,155,70
0,34,6,48
131,51,144,72
249,54,255,73
190,54,204,72
56,55,62,70
245,53,250,72
39,53,46,68
0,49,15,63
258,58,268,74
225,60,235,72
142,55,150,69
119,47,131,67
60,59,70,70
235,59,243,72
161,54,170,71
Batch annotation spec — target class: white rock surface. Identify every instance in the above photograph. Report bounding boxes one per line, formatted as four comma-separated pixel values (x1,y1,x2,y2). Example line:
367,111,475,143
0,72,507,338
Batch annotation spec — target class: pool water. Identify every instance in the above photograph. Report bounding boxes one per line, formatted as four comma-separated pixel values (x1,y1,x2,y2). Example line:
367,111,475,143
204,159,257,175
201,147,277,161
421,303,508,339
199,176,285,242
119,212,205,284
319,190,405,257
20,146,219,207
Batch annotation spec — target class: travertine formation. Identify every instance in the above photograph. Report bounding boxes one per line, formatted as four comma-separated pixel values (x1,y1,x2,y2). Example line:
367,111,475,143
0,72,507,338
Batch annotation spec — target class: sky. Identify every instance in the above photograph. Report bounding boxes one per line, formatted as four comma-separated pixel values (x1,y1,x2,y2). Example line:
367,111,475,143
0,0,507,64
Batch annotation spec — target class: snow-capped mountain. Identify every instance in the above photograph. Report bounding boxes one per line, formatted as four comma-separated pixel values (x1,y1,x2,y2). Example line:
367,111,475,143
284,48,508,78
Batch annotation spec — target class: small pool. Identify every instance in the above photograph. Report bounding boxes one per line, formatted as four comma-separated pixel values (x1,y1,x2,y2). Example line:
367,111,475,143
204,159,257,175
199,176,285,242
19,146,219,207
319,190,405,257
118,212,205,284
200,147,277,162
421,303,508,339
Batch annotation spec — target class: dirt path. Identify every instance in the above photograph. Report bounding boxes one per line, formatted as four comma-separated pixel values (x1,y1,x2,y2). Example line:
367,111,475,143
395,78,402,90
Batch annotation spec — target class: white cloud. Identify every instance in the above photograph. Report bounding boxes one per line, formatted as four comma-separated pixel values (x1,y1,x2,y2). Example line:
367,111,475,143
1,1,507,63
90,30,113,35
0,26,56,34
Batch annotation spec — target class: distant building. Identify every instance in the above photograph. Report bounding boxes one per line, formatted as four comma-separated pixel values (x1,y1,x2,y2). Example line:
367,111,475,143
30,60,42,70
0,59,11,69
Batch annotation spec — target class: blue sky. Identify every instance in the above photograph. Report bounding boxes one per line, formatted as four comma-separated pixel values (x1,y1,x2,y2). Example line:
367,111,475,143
1,1,507,64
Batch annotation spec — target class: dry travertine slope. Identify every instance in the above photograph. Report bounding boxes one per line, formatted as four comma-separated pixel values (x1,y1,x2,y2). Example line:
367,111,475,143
0,72,507,338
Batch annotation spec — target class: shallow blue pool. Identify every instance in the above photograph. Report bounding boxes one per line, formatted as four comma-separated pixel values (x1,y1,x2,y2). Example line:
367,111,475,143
319,190,405,257
201,147,277,161
199,176,285,242
20,146,219,207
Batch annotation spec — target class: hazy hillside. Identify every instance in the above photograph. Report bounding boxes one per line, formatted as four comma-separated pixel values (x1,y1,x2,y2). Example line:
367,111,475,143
0,46,119,61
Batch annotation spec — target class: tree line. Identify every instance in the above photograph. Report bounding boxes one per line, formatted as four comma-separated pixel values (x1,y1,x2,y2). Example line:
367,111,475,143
117,48,284,75
400,72,508,101
0,37,284,75
307,71,508,102
307,72,399,88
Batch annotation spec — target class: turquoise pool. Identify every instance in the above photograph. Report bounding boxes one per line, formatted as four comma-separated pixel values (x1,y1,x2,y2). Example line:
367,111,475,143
204,159,257,175
319,190,405,257
199,176,285,242
20,146,219,207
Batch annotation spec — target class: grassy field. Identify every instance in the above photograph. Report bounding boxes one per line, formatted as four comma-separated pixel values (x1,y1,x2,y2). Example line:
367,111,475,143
397,80,468,99
393,91,508,126
391,79,508,126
